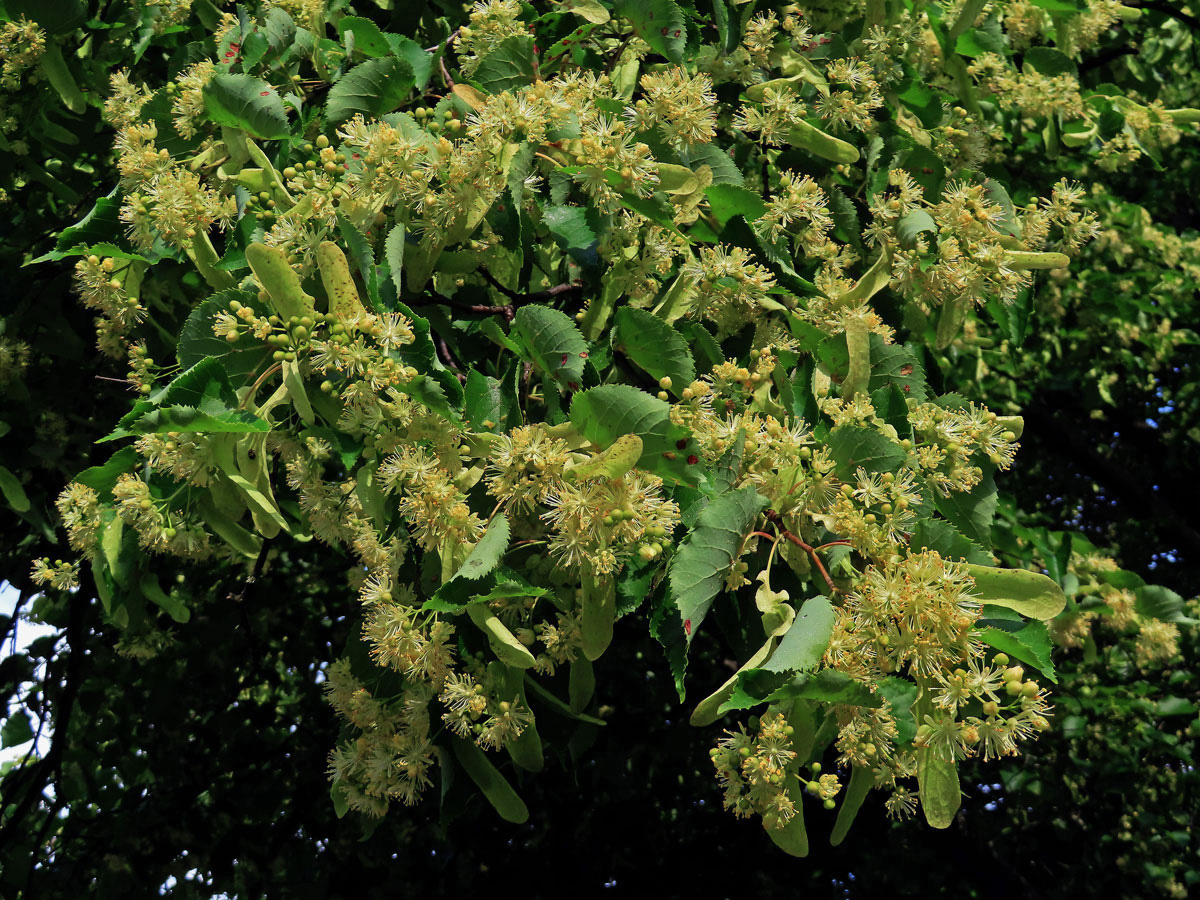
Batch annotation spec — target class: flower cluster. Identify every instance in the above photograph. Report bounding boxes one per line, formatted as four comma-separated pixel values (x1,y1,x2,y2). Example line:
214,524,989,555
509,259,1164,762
0,17,45,91
710,712,800,829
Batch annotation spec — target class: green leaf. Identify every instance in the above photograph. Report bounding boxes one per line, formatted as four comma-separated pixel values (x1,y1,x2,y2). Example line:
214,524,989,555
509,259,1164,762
464,371,506,432
826,426,907,478
689,635,775,726
387,35,434,90
612,307,696,392
398,374,461,423
720,668,880,714
542,205,598,261
896,209,937,249
910,519,992,565
0,466,30,513
613,0,686,63
917,748,960,830
1091,568,1140,597
705,184,767,227
877,676,919,743
385,223,406,296
763,597,836,674
569,385,702,485
73,448,139,500
511,306,588,390
390,301,464,408
50,191,123,256
1135,585,1199,625
101,405,271,442
935,469,998,548
468,602,536,669
680,143,744,185
330,780,350,818
669,486,768,645
955,25,1006,58
139,573,190,624
334,214,378,306
1023,46,1077,77
177,290,273,381
326,57,415,123
263,7,297,54
427,515,511,608
472,35,537,93
120,357,238,420
7,0,86,34
966,564,1067,620
103,357,271,442
338,16,393,56
830,765,874,847
1,711,34,749
978,622,1057,683
1155,696,1198,717
450,737,530,823
202,74,291,140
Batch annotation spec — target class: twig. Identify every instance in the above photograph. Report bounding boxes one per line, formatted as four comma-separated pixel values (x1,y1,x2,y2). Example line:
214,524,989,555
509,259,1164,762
478,267,520,300
425,28,460,53
238,361,283,409
429,291,514,320
434,330,465,381
763,509,844,596
230,540,270,605
526,281,584,303
432,277,585,322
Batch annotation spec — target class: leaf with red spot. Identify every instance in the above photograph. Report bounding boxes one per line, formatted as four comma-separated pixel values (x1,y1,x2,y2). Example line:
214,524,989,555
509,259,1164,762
511,306,588,392
668,485,769,648
202,74,291,140
613,0,686,64
569,384,702,486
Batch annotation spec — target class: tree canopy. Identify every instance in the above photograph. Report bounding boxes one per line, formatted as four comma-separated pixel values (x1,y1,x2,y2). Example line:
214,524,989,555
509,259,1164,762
0,2,1197,898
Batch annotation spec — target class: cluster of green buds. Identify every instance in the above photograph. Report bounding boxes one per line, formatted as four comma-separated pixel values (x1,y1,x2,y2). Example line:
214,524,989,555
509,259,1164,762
243,189,282,227
412,104,467,136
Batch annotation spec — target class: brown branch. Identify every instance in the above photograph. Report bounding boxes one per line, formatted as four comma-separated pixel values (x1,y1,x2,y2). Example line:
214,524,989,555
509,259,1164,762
477,267,520,300
434,330,465,381
429,276,585,323
229,540,271,605
763,509,844,596
527,281,584,303
428,291,514,320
